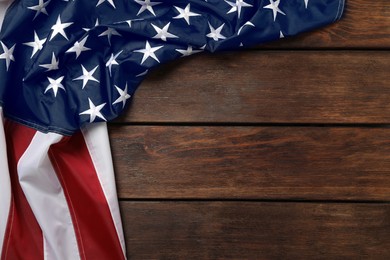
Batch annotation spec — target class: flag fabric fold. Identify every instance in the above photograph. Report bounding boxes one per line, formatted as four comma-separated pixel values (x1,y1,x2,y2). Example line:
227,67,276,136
0,0,345,259
1,118,126,259
0,107,11,258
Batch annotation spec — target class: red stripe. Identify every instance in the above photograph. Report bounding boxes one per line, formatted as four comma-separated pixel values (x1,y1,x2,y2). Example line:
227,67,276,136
49,130,125,260
2,120,43,260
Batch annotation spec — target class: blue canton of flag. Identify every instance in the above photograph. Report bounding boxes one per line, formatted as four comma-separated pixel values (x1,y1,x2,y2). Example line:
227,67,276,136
0,0,345,135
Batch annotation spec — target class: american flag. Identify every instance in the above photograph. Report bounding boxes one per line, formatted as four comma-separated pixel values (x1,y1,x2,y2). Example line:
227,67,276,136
0,0,344,259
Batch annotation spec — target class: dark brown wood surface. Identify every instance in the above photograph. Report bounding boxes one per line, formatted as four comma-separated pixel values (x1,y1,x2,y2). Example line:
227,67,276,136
111,126,390,201
111,0,390,258
121,202,390,259
118,51,390,124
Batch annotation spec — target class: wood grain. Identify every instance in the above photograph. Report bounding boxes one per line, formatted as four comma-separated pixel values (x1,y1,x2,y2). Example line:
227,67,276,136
121,201,390,259
117,51,390,124
263,0,390,49
110,126,390,201
113,2,390,258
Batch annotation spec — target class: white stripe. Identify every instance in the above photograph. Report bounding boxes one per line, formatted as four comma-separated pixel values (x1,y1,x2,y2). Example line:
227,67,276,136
0,1,13,253
0,107,11,255
82,122,126,257
17,131,81,260
0,0,13,29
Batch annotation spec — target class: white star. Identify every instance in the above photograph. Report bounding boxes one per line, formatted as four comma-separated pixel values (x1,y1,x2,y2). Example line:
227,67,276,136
134,0,162,16
151,22,178,42
263,0,286,21
206,23,226,41
80,98,106,122
106,51,122,76
279,31,284,38
173,4,201,25
175,46,202,57
66,36,91,59
98,27,122,45
114,18,143,27
122,18,144,27
124,20,133,27
73,65,99,89
23,31,46,58
113,83,131,108
96,0,116,8
39,52,59,71
224,0,252,18
134,40,163,65
28,0,51,20
237,21,255,35
45,76,65,97
50,15,73,41
304,0,309,8
83,19,99,32
0,41,15,71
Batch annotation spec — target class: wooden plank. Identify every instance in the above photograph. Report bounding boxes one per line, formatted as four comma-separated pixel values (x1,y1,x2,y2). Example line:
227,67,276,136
111,126,390,201
118,51,390,124
121,201,390,259
263,0,390,49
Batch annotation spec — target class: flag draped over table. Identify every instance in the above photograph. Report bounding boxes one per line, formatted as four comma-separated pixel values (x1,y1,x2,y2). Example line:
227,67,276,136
0,0,344,259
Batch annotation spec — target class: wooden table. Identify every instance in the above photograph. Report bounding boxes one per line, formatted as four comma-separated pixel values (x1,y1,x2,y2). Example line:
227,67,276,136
110,1,390,258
